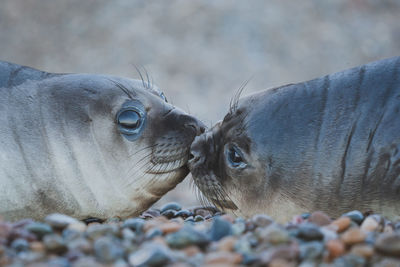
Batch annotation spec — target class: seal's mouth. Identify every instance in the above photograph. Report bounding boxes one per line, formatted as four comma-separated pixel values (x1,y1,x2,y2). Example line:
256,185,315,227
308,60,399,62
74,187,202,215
145,157,188,174
188,133,239,211
145,135,192,175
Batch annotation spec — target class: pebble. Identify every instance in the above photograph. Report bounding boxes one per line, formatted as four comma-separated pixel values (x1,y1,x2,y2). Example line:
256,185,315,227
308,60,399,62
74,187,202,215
260,244,299,264
252,214,274,228
209,216,232,241
257,224,290,245
325,239,345,260
166,226,209,249
299,241,324,260
11,238,29,252
361,215,382,232
30,241,45,253
161,209,177,219
175,210,192,219
204,251,242,265
86,224,118,240
374,232,400,257
160,202,182,213
341,228,367,245
231,220,246,236
193,206,217,218
159,221,182,234
342,210,364,225
93,236,123,263
1,203,400,266
128,243,172,266
194,215,205,222
67,221,87,232
43,234,68,254
44,213,79,230
350,244,374,258
333,253,366,266
25,222,53,239
140,209,160,219
217,236,236,251
122,218,145,233
67,237,92,253
183,245,201,256
308,211,332,226
330,216,351,233
145,227,162,240
297,223,324,241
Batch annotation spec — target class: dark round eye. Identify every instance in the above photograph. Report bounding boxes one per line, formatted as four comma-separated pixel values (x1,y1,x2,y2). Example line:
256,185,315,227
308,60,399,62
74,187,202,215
118,110,141,129
226,145,246,168
160,92,168,102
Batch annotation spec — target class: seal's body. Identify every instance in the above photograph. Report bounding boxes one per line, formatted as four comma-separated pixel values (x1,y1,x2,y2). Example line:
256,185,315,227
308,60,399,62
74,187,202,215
0,61,204,221
189,56,400,221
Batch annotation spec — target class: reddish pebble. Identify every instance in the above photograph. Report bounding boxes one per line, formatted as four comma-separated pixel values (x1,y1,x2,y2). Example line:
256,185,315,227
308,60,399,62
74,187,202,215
67,222,87,232
341,228,367,245
159,222,182,234
152,236,167,246
30,241,45,252
221,214,235,223
87,222,100,227
360,216,380,232
143,217,169,232
350,244,374,259
183,245,201,256
326,239,345,260
308,211,332,226
204,251,242,265
204,264,237,267
217,236,237,251
0,223,11,239
330,217,351,233
269,259,296,267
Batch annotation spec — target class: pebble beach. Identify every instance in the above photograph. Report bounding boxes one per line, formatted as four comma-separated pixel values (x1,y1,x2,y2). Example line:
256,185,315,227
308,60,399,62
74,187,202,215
1,203,399,266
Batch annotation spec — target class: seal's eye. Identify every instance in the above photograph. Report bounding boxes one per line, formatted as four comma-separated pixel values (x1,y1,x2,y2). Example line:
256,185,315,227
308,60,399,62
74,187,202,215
160,92,168,103
225,145,247,169
118,110,141,129
116,100,146,141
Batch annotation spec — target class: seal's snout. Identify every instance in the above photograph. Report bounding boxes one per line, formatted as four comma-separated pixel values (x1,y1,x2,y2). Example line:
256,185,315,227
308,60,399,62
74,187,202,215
182,116,206,137
188,135,205,165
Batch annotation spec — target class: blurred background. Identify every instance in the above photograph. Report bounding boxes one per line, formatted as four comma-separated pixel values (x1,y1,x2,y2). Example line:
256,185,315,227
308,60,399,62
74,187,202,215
1,0,399,207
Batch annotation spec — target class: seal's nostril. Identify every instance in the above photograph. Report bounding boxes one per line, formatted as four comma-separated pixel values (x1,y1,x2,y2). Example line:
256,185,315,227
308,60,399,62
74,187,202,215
189,152,195,161
185,123,197,135
185,122,205,136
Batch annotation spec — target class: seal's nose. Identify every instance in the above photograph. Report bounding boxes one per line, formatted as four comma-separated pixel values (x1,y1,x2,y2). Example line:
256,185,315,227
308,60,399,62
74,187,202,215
182,116,206,136
188,135,204,164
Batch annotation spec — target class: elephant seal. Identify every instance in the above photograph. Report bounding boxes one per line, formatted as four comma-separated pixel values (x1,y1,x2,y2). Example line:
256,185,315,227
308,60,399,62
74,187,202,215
189,56,400,222
0,61,204,222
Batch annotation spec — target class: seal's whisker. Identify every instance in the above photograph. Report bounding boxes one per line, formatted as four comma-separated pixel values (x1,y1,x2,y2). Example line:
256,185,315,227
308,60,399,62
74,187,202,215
132,64,147,89
144,68,151,90
124,150,154,179
127,144,157,158
229,77,252,115
109,79,135,99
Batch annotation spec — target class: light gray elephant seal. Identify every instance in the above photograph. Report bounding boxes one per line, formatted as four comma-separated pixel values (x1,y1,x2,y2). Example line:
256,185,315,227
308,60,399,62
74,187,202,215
0,61,204,222
189,56,400,222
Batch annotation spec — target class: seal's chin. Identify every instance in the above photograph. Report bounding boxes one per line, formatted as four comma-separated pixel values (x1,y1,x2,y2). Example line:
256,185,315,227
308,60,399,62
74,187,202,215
189,161,238,211
146,157,189,174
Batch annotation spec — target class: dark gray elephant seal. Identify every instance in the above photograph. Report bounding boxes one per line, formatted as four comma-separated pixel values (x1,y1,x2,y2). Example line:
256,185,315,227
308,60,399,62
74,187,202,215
0,61,204,222
189,56,400,222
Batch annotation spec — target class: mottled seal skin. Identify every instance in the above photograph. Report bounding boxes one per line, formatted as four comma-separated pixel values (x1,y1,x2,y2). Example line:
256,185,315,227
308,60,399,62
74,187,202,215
0,61,204,221
189,56,400,222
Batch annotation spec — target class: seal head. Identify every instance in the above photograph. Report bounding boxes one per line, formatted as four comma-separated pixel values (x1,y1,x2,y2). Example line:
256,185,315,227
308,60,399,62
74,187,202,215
189,56,400,221
0,61,204,221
